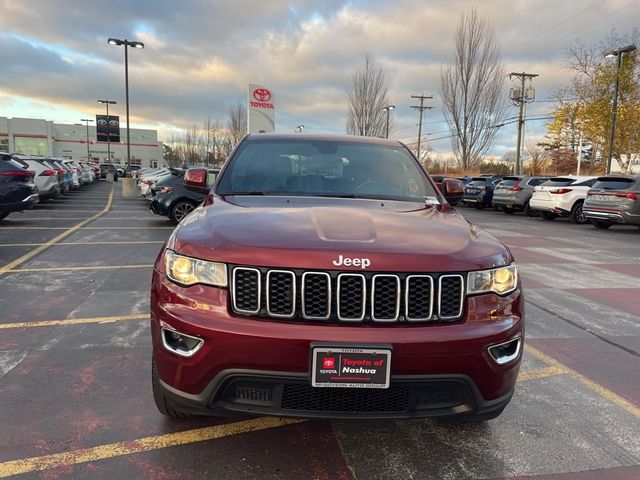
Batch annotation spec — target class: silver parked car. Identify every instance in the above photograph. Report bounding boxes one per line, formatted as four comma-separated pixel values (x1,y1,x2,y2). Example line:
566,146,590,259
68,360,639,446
492,175,550,216
583,175,640,229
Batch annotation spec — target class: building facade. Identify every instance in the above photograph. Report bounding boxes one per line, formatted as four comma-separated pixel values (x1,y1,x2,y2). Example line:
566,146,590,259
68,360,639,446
0,116,165,167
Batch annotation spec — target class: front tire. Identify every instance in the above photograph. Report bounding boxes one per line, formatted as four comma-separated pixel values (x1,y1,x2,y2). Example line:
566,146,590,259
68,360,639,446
152,358,191,418
170,200,196,224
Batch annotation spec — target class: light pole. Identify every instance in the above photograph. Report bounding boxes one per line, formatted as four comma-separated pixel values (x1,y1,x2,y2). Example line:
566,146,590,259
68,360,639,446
382,105,395,139
108,37,144,175
80,118,93,161
295,125,304,133
97,100,117,164
604,44,637,174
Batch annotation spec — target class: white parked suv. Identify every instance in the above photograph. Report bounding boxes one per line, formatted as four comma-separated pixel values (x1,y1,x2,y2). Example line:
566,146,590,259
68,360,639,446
530,176,598,224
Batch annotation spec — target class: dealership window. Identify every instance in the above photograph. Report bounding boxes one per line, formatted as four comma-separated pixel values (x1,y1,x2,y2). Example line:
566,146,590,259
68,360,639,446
0,135,8,152
130,158,141,166
13,136,48,156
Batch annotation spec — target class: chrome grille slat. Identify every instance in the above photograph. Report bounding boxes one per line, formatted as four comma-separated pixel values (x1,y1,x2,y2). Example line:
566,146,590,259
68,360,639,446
337,273,366,321
301,272,331,320
230,267,465,323
266,270,296,318
438,274,464,319
371,274,401,322
405,275,434,321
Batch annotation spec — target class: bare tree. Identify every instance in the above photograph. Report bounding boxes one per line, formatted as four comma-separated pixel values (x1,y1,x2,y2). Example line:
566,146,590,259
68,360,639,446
525,145,547,175
346,54,392,137
228,102,247,147
439,9,506,170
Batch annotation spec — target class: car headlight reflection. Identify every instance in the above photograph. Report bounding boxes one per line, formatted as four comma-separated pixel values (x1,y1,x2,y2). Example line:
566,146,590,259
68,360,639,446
165,250,227,287
467,264,518,295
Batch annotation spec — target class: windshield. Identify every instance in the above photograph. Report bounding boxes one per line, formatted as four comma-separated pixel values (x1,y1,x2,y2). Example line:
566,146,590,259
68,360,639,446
216,139,437,201
592,178,636,190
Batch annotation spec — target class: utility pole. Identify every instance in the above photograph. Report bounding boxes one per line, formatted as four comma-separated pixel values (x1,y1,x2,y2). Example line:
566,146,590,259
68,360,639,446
509,72,538,175
410,94,433,161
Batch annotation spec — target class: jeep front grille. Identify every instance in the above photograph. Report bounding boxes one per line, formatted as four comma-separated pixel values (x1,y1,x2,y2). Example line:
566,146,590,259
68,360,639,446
231,266,465,324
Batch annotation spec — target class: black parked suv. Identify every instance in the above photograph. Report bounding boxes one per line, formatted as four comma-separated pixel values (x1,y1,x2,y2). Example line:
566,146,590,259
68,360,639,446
149,169,219,223
0,153,39,220
462,175,503,208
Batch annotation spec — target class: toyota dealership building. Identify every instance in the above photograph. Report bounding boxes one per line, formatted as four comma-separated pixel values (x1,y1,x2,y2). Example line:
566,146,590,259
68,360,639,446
0,116,164,167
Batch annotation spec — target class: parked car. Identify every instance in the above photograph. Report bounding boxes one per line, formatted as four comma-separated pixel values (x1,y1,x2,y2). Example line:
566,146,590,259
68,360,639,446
99,164,118,180
17,156,61,201
113,164,125,177
462,176,503,208
583,175,640,229
431,175,464,206
0,153,39,220
150,134,523,422
51,160,75,191
530,176,597,224
63,160,85,187
138,168,174,196
149,169,219,223
492,176,550,216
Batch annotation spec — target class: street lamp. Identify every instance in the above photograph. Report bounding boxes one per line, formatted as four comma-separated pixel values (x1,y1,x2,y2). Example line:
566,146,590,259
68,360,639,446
295,125,304,133
97,100,117,164
80,118,93,162
382,105,395,139
108,37,144,174
603,44,637,174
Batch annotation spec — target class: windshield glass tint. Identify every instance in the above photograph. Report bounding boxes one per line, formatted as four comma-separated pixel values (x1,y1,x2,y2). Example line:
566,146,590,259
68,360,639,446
592,179,635,190
217,140,437,201
497,179,517,187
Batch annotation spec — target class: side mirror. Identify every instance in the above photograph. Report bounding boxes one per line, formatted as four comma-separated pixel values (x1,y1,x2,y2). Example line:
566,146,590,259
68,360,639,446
442,178,464,202
184,168,208,188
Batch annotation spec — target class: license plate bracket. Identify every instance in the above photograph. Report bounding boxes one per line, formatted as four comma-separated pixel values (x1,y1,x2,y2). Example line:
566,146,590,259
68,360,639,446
311,345,392,389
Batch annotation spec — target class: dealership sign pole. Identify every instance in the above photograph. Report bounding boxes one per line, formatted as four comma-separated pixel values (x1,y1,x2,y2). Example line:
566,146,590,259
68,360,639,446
248,84,275,134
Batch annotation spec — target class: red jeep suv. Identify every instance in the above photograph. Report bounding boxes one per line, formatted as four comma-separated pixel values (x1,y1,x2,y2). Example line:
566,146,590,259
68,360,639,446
151,134,523,421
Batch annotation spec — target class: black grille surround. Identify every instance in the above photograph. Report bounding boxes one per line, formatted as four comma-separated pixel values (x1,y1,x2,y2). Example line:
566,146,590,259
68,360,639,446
230,265,465,324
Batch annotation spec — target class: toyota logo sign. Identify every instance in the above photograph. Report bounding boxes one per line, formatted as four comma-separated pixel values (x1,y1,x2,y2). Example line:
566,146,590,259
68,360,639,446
97,119,107,126
253,88,272,102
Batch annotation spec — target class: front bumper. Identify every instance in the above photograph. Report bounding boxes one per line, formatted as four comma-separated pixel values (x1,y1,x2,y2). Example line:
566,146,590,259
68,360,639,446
151,269,524,419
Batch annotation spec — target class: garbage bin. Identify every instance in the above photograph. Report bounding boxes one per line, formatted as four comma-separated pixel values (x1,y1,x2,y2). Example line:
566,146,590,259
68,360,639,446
106,172,114,183
122,177,136,198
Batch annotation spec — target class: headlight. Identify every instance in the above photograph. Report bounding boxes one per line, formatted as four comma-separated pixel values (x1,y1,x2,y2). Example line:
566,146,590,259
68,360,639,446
467,264,518,295
165,250,227,287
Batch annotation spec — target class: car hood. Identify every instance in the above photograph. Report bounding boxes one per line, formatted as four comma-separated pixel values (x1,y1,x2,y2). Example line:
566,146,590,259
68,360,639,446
171,196,512,272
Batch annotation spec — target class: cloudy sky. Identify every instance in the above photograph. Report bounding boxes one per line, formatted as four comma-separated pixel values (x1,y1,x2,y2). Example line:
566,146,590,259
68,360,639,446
1,0,638,158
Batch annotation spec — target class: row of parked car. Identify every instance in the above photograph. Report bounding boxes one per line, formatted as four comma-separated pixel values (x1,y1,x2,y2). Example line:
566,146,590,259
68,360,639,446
135,166,220,224
0,153,102,221
436,173,640,230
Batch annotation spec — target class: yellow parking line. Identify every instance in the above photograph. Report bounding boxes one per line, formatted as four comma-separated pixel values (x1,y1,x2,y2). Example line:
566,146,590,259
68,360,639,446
525,344,640,418
0,241,164,247
0,417,303,478
9,264,153,273
0,313,148,330
517,366,566,382
0,186,114,275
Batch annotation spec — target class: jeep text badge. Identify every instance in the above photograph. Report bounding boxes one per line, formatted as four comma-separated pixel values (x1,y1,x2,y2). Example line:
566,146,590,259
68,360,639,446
332,255,371,269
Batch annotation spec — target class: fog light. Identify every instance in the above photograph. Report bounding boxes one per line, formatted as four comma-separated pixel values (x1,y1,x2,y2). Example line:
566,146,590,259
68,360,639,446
488,337,521,365
161,327,204,357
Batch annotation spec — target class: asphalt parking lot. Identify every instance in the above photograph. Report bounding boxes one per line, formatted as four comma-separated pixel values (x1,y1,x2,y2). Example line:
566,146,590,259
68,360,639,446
0,183,639,480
